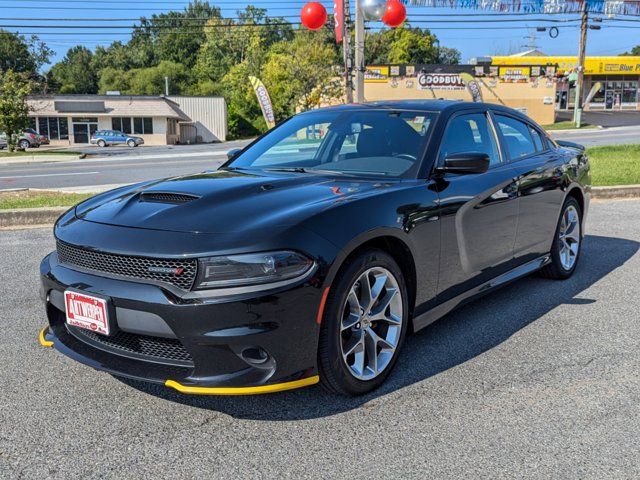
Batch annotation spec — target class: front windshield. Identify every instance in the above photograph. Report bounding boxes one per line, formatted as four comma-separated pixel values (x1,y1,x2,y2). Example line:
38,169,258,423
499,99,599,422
227,109,437,178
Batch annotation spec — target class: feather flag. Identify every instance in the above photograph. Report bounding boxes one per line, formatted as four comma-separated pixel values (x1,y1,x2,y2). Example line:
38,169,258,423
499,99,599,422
249,76,276,130
401,0,640,15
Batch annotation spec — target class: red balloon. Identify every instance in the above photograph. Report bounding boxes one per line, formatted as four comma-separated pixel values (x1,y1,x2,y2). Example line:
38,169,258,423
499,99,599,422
382,0,407,28
300,2,328,31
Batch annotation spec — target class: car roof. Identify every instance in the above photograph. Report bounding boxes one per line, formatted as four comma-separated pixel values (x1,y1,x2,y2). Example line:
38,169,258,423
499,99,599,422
307,100,526,116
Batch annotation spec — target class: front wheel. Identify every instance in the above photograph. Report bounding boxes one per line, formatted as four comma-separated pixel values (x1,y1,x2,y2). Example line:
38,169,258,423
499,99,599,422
127,140,136,148
318,249,409,396
540,197,582,279
97,140,106,148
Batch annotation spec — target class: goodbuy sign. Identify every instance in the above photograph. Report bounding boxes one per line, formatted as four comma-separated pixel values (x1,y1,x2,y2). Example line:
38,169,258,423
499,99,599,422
417,73,465,90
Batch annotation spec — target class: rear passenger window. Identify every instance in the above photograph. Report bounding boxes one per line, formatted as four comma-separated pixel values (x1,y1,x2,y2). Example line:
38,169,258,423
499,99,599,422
529,126,545,152
439,113,501,166
495,115,536,160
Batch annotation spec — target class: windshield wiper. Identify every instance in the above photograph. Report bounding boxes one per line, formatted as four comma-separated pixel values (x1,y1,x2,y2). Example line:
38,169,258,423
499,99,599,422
265,167,346,176
265,167,308,173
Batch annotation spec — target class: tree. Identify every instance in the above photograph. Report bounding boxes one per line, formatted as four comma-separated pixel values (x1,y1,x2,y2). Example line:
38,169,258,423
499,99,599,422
262,30,340,120
0,70,34,152
621,46,640,56
194,7,293,84
365,26,441,65
0,30,51,76
49,46,98,93
437,46,461,65
137,1,221,68
127,61,191,95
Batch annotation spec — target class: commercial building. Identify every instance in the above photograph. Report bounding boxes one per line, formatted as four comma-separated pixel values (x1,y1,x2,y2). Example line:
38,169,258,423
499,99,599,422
362,63,556,125
358,54,640,125
490,55,640,112
27,94,228,146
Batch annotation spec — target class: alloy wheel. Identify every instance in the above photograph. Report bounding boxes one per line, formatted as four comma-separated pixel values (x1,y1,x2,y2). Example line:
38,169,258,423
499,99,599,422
559,205,580,270
340,267,403,381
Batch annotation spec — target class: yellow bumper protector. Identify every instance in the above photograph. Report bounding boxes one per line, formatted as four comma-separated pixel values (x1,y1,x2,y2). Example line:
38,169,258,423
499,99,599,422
39,326,54,348
165,375,320,396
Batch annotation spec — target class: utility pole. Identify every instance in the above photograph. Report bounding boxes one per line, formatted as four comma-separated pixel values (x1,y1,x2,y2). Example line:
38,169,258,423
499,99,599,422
164,76,169,96
354,0,365,103
343,0,353,103
573,1,588,127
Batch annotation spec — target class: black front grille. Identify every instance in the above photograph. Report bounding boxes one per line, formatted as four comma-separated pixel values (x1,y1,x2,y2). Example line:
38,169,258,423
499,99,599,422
57,240,197,291
68,326,194,366
139,192,200,204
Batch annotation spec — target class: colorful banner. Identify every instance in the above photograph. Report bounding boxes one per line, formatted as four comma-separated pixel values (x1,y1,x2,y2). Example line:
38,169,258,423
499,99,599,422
334,0,344,44
401,0,640,15
249,76,276,130
460,73,484,103
365,66,389,83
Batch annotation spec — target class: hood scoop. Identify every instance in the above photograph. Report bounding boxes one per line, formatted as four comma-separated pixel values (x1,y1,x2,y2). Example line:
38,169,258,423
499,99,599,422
139,192,200,205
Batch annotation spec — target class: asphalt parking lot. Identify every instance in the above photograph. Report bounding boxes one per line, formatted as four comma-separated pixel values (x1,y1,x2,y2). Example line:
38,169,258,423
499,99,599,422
1,199,639,479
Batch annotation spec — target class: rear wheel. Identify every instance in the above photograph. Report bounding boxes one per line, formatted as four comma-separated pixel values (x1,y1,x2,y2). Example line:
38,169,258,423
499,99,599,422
19,139,30,150
318,249,408,396
540,197,582,279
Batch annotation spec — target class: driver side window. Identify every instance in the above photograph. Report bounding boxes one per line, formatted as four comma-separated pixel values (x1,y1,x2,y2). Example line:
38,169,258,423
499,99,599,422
439,113,501,167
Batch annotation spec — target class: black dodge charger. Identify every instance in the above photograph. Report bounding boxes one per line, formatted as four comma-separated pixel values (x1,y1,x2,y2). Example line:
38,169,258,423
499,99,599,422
39,101,590,396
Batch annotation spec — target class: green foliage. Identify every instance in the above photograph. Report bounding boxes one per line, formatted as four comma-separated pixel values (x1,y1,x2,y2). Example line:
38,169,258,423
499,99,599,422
621,46,640,56
48,46,97,94
138,1,221,68
0,30,51,76
0,70,34,152
366,26,443,65
262,30,341,119
98,61,190,95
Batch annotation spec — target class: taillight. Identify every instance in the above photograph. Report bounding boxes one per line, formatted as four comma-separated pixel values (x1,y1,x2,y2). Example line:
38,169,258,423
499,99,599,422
29,133,36,139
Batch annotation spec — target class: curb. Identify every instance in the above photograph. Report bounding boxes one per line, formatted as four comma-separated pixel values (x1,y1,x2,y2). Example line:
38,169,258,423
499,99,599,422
0,207,66,229
591,185,640,200
1,186,639,229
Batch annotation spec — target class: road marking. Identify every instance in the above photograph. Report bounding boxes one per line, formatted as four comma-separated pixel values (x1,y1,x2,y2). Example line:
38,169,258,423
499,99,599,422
0,171,99,180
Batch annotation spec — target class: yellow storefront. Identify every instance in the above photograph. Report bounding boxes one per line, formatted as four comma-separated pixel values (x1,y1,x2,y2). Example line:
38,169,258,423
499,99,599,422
491,56,640,111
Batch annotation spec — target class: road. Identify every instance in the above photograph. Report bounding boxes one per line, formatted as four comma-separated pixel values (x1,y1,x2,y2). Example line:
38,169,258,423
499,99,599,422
0,126,638,192
552,125,640,147
1,200,639,478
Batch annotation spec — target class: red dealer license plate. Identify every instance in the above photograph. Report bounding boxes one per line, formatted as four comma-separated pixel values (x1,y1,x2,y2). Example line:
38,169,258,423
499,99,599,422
64,290,110,335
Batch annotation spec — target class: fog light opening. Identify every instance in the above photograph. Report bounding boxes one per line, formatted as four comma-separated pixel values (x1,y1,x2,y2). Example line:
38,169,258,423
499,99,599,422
241,347,270,365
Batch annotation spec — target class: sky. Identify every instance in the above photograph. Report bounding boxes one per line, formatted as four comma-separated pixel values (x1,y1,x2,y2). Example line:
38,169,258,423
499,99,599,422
2,0,640,70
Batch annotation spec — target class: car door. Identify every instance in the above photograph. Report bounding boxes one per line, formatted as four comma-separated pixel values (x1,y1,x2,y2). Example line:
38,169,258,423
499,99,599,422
491,113,566,263
113,131,126,145
434,109,520,303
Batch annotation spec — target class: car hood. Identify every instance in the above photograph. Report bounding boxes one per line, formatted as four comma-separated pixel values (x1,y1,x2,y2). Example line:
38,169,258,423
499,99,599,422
75,169,402,234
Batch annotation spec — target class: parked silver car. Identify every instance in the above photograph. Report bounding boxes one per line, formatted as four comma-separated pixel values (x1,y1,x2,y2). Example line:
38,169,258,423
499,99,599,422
0,130,42,149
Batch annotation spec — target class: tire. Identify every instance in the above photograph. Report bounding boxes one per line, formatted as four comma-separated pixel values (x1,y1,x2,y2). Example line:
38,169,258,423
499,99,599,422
539,197,582,280
97,140,106,148
19,139,30,150
318,249,409,396
127,140,136,148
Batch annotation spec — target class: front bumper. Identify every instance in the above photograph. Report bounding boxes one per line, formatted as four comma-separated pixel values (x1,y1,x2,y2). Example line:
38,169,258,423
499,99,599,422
40,252,323,394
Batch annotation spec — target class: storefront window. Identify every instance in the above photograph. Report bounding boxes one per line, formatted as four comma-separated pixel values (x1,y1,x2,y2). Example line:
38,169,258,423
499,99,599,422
622,80,638,104
34,117,70,140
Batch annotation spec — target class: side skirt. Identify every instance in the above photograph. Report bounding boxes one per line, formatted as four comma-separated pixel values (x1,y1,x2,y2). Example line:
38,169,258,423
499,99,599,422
412,254,551,332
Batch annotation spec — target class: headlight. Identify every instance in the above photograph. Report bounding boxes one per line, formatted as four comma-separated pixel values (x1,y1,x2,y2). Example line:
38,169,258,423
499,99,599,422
195,251,313,289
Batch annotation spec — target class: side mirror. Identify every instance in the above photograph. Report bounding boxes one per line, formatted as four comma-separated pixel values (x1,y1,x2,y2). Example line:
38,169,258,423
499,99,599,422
437,152,490,175
227,148,242,161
